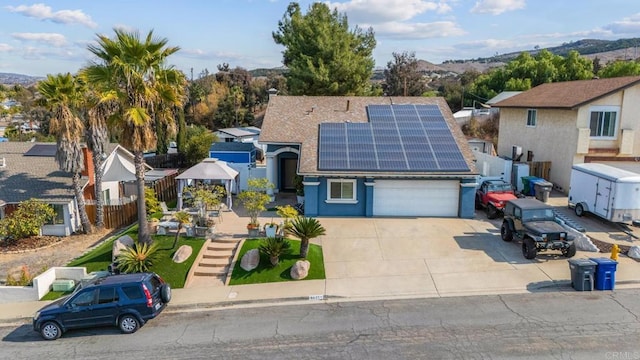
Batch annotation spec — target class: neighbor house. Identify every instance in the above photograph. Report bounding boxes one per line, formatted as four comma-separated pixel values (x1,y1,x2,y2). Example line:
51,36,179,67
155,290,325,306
259,96,478,218
0,142,148,236
493,75,640,192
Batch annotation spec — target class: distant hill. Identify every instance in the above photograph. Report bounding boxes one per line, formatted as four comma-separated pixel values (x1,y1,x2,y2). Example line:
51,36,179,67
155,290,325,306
0,73,43,86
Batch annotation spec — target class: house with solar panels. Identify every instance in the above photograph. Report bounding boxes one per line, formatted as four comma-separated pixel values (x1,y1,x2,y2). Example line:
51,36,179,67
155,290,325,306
259,96,479,218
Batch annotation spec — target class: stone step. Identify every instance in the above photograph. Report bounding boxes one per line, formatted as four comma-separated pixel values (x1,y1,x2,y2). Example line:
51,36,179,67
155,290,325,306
212,237,241,244
199,258,230,267
207,242,238,251
193,267,228,277
202,252,233,259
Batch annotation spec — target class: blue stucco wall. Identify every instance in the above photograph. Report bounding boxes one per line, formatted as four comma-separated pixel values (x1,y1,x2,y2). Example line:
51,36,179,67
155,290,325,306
209,151,253,164
459,179,477,218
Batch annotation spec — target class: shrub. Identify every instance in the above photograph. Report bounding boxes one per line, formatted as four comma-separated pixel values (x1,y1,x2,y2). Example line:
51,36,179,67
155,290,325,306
145,187,161,216
259,237,292,266
0,199,56,241
116,241,160,273
5,265,34,286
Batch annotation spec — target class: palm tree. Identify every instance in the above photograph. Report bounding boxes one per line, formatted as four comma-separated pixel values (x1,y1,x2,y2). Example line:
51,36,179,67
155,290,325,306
37,73,93,234
83,83,113,229
172,211,192,249
82,29,186,244
286,217,326,258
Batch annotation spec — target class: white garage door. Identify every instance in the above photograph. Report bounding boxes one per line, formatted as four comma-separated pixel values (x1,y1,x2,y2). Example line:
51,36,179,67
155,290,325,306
373,180,459,217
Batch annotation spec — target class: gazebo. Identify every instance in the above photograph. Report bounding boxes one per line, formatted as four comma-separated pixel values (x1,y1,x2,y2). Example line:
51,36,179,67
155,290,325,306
176,158,239,210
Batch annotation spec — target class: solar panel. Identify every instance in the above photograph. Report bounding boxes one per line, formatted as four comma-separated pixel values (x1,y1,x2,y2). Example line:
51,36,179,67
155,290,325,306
318,104,470,172
24,144,57,157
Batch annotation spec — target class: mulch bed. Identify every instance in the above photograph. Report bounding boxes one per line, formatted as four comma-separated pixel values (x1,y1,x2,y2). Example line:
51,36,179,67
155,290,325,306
0,236,64,253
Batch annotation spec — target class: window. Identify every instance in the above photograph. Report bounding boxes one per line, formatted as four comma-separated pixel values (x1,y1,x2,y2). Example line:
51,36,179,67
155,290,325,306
526,109,537,127
98,287,119,304
70,289,97,307
590,109,617,138
47,204,65,225
327,179,356,203
121,286,143,299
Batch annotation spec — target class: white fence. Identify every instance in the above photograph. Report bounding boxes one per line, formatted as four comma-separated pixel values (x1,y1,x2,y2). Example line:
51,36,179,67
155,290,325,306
0,267,87,304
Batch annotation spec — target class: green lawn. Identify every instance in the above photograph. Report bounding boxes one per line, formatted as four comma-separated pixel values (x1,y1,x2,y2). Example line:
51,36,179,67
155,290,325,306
229,238,325,285
67,224,205,289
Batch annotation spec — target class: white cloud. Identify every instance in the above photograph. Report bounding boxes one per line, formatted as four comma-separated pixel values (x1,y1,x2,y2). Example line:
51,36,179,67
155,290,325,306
325,0,452,24
604,13,640,34
0,43,14,52
6,3,97,28
11,33,67,47
374,20,465,39
454,38,514,50
470,0,525,15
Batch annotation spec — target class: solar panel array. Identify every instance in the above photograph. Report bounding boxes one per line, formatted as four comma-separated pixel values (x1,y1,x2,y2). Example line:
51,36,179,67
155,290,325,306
318,104,470,172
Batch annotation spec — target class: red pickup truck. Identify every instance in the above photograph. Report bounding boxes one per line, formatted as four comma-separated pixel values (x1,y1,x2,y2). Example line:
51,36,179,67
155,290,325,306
475,180,517,219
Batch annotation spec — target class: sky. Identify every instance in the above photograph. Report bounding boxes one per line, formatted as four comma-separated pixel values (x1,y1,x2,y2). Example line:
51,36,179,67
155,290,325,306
1,0,640,77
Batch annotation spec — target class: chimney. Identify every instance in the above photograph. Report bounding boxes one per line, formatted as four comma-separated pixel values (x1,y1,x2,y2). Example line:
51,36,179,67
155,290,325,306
267,88,278,103
81,147,95,186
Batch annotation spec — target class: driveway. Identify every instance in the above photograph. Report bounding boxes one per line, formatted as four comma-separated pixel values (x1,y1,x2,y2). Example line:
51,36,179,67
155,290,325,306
317,197,640,299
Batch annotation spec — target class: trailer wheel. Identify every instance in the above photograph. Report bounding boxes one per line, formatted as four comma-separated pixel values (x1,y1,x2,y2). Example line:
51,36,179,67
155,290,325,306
575,203,585,217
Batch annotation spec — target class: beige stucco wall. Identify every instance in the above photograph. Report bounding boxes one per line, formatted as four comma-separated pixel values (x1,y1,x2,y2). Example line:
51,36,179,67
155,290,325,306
498,108,578,192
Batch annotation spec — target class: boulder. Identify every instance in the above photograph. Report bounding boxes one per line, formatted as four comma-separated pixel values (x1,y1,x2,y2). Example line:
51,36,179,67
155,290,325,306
172,245,193,263
290,260,310,280
629,246,640,260
571,231,599,252
112,235,135,260
240,249,260,271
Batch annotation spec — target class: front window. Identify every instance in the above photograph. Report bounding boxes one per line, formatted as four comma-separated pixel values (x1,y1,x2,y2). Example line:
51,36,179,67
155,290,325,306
522,208,555,221
327,179,356,202
47,204,65,225
526,109,537,127
589,107,618,138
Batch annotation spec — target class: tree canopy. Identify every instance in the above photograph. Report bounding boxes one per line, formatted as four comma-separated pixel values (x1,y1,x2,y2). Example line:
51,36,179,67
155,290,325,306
272,2,376,95
384,51,427,96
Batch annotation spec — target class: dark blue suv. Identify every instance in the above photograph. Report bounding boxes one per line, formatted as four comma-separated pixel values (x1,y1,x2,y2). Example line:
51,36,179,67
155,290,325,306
33,272,171,340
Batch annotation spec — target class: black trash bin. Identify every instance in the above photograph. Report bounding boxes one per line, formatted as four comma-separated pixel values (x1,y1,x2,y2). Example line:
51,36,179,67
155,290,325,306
568,259,597,291
533,179,553,203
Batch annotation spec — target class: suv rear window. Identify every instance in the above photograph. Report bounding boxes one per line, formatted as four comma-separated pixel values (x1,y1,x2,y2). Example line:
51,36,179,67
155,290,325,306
121,285,143,299
147,275,162,293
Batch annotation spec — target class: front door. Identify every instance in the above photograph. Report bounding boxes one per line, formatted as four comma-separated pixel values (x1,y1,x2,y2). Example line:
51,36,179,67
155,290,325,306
281,158,297,191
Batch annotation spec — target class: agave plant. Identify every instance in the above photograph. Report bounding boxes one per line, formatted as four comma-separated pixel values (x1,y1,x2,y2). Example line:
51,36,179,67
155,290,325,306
116,241,160,273
258,237,292,266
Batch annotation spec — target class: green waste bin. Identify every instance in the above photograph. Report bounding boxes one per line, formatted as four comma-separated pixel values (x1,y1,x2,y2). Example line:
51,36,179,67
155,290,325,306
568,259,597,291
521,176,538,196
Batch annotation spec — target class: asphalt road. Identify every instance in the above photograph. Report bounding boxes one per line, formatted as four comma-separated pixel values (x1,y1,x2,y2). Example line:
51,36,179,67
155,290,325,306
2,290,640,359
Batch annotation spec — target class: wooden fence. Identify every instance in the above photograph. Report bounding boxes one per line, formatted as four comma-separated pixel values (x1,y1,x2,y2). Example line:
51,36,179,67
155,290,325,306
86,200,139,229
526,161,552,180
150,172,178,203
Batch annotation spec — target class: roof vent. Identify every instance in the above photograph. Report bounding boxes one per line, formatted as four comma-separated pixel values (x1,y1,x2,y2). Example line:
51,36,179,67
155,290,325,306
0,157,5,168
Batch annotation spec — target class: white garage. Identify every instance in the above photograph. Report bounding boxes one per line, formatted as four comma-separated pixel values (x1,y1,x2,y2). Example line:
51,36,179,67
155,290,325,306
372,180,460,217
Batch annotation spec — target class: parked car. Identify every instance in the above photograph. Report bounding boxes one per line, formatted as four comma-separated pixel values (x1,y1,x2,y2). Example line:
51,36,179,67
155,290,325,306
475,179,517,219
500,198,576,259
33,272,171,340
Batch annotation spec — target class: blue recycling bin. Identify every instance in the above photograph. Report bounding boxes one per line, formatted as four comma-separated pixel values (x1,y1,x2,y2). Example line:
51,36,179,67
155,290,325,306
589,257,618,290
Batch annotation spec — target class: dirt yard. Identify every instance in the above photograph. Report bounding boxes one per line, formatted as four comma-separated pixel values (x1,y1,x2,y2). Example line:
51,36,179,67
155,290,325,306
0,228,117,284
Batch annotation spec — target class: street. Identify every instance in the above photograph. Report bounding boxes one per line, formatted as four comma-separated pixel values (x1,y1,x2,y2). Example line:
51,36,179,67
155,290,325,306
2,290,640,359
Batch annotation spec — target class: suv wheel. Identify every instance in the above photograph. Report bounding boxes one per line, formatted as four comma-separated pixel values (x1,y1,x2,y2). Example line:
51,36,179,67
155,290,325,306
160,283,172,303
522,238,537,259
119,314,140,334
563,243,577,258
486,204,498,219
575,203,585,217
40,321,62,340
500,222,513,242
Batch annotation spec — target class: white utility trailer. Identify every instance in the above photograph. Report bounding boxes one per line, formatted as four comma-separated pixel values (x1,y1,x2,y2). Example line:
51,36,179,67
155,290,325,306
568,163,640,224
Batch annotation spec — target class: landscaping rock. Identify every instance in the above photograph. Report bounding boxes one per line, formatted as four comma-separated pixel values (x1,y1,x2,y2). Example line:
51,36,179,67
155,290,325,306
290,260,310,280
112,235,135,259
240,249,260,271
172,245,193,263
573,232,599,252
629,246,640,260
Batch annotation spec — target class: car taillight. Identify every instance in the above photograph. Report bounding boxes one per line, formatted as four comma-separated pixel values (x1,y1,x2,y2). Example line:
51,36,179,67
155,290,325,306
142,284,153,308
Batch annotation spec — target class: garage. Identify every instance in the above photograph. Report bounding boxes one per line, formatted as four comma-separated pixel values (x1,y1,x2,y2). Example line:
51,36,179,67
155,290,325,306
373,180,460,217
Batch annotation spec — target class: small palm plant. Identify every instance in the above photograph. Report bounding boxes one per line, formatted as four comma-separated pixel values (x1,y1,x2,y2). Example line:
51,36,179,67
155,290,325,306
172,211,192,249
287,217,326,258
258,237,292,266
116,241,160,273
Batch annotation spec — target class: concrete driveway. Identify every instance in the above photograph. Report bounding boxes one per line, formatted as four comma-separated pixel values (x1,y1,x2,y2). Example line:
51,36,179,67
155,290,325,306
317,202,640,300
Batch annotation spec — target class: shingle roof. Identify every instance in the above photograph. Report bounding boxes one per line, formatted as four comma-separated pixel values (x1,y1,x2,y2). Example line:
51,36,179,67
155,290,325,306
209,142,255,152
0,142,77,203
260,96,477,176
493,76,640,109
